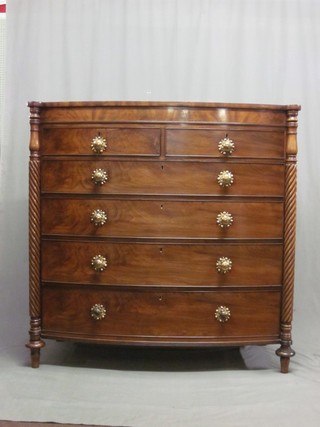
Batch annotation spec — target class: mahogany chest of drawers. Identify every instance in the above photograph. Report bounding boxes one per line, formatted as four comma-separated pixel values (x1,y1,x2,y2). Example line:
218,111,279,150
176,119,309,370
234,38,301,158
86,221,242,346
27,101,300,372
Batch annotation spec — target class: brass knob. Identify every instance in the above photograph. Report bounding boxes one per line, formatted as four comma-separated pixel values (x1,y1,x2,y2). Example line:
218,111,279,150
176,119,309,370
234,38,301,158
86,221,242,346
218,137,234,155
217,170,234,187
91,135,107,154
91,209,107,226
91,168,108,185
216,257,232,274
91,255,107,272
90,304,107,320
215,306,231,323
217,211,233,228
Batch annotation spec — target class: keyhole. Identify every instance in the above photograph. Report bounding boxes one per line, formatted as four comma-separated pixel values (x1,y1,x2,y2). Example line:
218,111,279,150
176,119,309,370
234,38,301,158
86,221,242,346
160,204,164,210
160,247,163,254
161,164,164,170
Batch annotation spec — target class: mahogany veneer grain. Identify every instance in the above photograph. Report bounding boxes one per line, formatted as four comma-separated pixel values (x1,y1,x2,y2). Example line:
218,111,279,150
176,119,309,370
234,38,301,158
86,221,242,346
27,101,300,372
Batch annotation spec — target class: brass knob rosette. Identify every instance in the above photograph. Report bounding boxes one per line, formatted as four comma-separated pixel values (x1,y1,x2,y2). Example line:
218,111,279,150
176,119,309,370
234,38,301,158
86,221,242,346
90,304,107,320
217,211,233,228
218,137,234,155
91,209,107,226
215,306,231,323
91,168,108,185
216,257,232,274
91,135,107,154
217,170,234,187
91,255,108,272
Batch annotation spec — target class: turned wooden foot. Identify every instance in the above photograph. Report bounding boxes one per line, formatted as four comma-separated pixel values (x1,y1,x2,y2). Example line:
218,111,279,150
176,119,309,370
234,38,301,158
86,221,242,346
276,344,295,373
26,340,45,368
26,317,45,368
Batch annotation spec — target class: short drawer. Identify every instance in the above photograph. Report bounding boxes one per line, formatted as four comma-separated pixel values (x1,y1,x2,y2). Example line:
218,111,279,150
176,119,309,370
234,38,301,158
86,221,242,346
41,160,285,197
41,127,160,156
41,199,284,239
41,286,281,340
42,241,283,287
166,129,285,158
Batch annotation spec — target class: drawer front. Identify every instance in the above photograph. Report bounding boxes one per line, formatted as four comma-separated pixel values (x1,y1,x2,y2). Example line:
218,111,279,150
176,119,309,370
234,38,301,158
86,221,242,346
42,160,285,197
42,287,281,339
41,127,161,156
41,199,284,238
166,129,285,158
42,241,283,287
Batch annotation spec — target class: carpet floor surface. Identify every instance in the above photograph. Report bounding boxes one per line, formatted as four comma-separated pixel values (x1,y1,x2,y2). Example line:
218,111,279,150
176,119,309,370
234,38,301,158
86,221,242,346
0,423,121,427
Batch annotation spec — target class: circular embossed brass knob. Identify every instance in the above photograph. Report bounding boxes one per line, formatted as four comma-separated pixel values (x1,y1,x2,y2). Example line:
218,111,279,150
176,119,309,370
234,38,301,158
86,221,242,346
91,135,107,154
217,170,234,187
91,209,107,226
91,168,108,185
217,211,233,228
90,304,107,320
91,255,108,272
215,306,231,323
216,257,232,274
218,137,235,155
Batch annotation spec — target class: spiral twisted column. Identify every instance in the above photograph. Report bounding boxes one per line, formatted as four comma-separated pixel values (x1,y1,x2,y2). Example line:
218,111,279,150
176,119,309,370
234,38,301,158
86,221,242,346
26,102,45,368
276,107,300,373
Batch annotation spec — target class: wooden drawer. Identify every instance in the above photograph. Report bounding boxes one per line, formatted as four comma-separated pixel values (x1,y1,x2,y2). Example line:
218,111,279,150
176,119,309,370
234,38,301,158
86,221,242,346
42,241,283,287
42,160,285,197
41,286,281,340
41,127,160,156
41,199,284,239
166,129,285,158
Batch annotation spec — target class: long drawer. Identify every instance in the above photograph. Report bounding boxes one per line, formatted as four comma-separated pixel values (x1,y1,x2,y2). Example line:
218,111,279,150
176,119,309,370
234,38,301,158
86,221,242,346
42,241,283,287
41,160,285,196
41,127,161,156
166,129,285,158
41,286,281,340
41,199,284,238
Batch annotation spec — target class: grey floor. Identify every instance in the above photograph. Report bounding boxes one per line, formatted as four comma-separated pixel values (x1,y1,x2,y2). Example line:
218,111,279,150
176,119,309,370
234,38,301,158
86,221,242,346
1,337,319,427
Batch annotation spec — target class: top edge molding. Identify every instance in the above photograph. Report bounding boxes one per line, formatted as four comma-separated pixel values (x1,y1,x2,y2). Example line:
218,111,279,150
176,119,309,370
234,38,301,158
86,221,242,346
27,101,301,111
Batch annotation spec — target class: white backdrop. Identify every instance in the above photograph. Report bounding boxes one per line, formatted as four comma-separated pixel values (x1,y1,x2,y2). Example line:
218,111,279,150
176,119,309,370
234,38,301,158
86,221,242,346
0,0,320,425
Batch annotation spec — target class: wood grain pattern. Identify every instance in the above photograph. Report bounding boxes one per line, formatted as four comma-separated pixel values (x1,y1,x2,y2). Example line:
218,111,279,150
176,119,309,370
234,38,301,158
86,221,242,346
41,199,284,239
41,241,283,287
39,102,291,125
28,101,299,370
41,127,160,156
42,286,281,340
166,129,285,158
42,160,285,196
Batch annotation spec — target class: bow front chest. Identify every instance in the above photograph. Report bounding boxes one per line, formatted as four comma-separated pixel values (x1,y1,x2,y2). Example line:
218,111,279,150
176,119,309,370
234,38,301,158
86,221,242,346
27,101,300,372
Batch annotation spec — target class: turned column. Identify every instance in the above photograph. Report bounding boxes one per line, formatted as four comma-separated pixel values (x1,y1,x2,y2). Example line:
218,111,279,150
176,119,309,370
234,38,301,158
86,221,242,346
276,106,300,373
26,102,45,368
